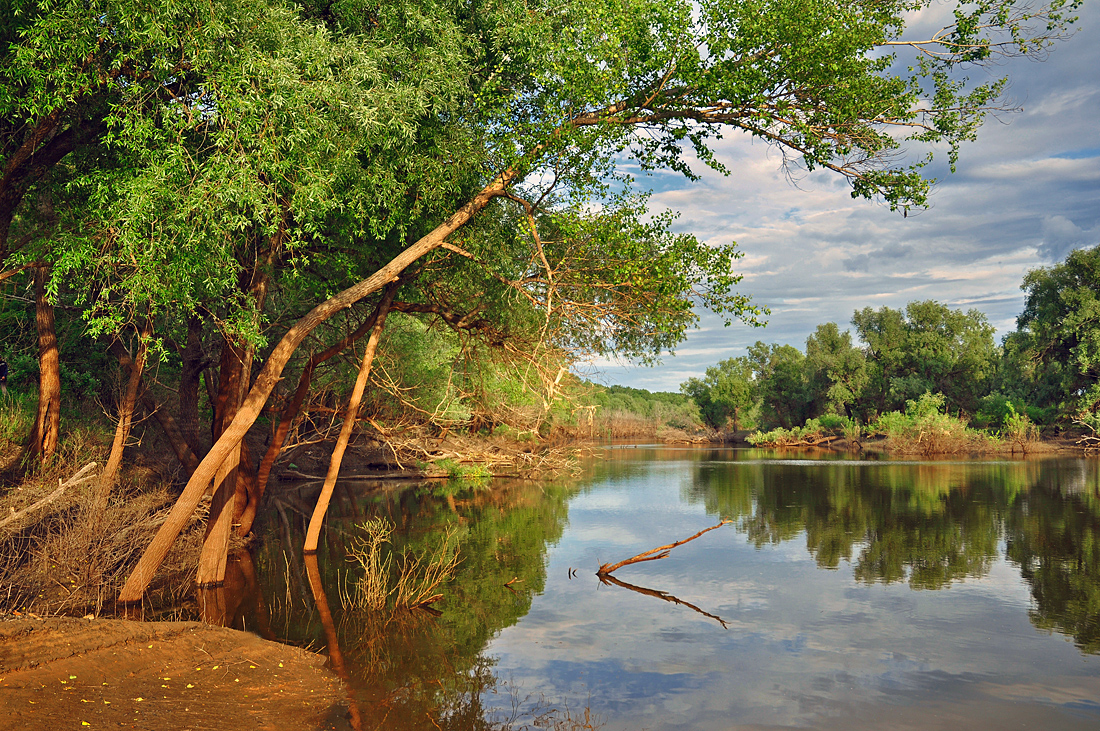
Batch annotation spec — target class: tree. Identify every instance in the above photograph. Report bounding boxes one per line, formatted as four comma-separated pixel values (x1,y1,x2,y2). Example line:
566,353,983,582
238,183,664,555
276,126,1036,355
852,301,996,415
1016,245,1100,421
804,323,867,418
0,0,1073,600
681,357,758,431
748,342,811,429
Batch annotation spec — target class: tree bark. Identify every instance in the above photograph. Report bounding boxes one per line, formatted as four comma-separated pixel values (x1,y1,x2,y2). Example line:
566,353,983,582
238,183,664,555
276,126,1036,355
118,170,511,603
196,337,249,587
241,304,386,537
303,283,397,553
177,314,206,457
95,320,152,510
26,266,60,464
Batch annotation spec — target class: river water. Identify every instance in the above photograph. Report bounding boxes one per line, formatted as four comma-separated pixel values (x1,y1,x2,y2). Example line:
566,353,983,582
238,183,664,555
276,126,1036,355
242,447,1100,730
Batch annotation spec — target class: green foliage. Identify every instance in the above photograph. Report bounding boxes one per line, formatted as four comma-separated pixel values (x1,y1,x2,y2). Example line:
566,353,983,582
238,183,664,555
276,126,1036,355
746,414,858,447
805,323,868,417
680,357,757,430
1,0,1082,483
852,301,997,416
1016,244,1100,421
436,459,492,484
868,392,992,455
749,342,811,429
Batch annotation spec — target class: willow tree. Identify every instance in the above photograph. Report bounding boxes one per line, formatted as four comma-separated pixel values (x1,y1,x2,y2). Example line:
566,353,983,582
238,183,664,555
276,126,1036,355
5,0,1074,601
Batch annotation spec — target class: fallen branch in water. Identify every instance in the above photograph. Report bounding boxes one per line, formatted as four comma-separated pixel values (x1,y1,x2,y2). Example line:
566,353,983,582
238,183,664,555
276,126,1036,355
598,573,729,629
0,463,98,531
596,519,731,576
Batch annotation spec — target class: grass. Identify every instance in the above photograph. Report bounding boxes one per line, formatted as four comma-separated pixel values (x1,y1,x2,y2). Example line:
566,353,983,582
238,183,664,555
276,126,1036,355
0,390,204,617
341,518,462,614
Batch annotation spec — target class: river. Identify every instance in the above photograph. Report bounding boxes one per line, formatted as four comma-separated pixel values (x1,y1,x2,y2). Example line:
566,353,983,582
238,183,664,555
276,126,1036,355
232,446,1100,730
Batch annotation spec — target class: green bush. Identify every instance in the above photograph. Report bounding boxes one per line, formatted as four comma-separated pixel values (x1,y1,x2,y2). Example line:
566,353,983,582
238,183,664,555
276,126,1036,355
869,392,990,455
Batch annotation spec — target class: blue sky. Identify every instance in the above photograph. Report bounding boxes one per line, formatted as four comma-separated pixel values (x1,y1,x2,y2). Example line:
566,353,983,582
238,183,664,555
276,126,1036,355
584,4,1100,393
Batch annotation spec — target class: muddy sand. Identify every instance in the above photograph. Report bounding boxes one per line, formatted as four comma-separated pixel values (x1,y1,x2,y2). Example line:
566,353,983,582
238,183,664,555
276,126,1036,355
0,617,350,730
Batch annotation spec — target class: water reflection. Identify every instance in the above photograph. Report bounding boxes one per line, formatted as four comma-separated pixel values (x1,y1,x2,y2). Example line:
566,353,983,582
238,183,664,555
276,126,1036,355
230,451,1100,730
682,455,1100,652
248,477,588,730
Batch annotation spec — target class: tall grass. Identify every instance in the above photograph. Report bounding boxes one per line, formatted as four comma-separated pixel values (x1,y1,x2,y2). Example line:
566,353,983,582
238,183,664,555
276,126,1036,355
869,393,991,455
342,518,462,613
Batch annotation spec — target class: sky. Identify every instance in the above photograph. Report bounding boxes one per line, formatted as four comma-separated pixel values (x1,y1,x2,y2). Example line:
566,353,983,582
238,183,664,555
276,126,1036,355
584,3,1100,393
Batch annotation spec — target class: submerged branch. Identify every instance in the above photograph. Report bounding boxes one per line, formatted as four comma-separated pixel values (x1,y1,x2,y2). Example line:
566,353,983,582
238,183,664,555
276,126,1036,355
595,519,731,576
598,573,729,629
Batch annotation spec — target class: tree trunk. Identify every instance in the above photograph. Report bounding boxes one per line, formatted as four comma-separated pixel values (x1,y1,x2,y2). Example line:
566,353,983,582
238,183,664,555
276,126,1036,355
196,337,250,586
178,314,206,457
95,321,151,510
304,283,397,553
118,171,511,603
26,266,60,464
240,304,386,536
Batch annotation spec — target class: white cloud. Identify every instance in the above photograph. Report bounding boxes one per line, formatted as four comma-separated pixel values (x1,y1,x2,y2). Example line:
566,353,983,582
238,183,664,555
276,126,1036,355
586,5,1100,392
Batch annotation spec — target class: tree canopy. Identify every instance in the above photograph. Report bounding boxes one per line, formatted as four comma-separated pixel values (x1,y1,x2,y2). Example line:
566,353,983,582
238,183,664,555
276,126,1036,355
0,0,1081,601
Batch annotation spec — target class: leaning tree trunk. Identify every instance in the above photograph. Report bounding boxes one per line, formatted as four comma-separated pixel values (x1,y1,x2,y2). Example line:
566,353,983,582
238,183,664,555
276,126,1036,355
240,302,387,537
196,337,251,587
26,266,60,464
118,171,512,603
303,283,397,552
95,321,152,511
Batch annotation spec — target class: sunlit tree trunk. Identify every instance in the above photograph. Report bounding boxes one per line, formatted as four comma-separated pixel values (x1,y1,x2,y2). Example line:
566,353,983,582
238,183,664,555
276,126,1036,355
95,321,151,510
26,266,60,464
303,282,397,552
197,337,250,586
241,303,386,537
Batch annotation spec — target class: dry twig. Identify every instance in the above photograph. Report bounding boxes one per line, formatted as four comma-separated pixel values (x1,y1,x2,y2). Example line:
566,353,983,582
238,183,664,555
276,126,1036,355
0,462,98,530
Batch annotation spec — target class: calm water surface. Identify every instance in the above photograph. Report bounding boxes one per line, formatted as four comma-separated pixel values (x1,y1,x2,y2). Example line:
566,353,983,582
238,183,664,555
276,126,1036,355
246,447,1100,730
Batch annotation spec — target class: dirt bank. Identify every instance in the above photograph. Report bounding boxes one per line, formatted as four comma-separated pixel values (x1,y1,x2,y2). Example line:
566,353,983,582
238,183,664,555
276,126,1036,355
0,616,350,731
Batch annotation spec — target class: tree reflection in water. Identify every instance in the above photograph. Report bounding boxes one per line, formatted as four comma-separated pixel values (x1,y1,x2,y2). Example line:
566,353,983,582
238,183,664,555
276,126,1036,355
214,454,1099,731
244,477,602,730
684,456,1100,652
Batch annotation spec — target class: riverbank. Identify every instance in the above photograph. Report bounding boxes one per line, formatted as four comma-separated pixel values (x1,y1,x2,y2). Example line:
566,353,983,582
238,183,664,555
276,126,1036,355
0,616,348,730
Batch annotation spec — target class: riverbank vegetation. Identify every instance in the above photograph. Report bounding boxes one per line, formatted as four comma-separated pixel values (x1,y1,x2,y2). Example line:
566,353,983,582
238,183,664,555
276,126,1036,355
0,0,1079,609
699,245,1100,453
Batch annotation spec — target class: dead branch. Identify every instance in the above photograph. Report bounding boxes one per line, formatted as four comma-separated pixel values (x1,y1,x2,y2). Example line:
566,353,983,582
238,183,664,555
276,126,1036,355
598,573,729,629
0,463,98,530
596,519,731,576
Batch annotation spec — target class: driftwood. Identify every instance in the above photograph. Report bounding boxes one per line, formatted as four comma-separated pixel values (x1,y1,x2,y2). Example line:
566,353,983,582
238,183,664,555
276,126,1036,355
598,573,729,629
596,519,731,576
0,463,98,530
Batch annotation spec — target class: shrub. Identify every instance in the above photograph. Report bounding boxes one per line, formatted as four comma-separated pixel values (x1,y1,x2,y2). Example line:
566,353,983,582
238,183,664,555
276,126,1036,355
869,392,990,455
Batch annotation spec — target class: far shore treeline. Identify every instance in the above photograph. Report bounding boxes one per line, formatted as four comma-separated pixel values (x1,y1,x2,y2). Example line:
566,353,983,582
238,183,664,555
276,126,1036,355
684,244,1100,442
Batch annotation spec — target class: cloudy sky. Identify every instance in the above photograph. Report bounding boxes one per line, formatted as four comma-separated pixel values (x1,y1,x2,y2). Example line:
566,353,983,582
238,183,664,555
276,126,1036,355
586,3,1100,392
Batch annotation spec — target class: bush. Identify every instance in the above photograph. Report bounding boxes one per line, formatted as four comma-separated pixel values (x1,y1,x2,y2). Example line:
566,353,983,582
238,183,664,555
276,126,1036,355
869,392,990,455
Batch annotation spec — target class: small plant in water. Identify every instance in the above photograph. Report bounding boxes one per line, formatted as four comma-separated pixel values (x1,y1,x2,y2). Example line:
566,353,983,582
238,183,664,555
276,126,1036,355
343,518,462,613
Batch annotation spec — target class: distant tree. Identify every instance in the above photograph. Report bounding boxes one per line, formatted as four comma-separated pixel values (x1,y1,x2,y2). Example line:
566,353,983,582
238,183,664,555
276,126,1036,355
852,301,996,416
1016,245,1100,421
804,323,868,418
681,356,757,431
749,342,811,429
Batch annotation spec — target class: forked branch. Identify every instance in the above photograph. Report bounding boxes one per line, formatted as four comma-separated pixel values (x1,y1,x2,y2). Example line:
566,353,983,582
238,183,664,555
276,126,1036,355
595,519,731,576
